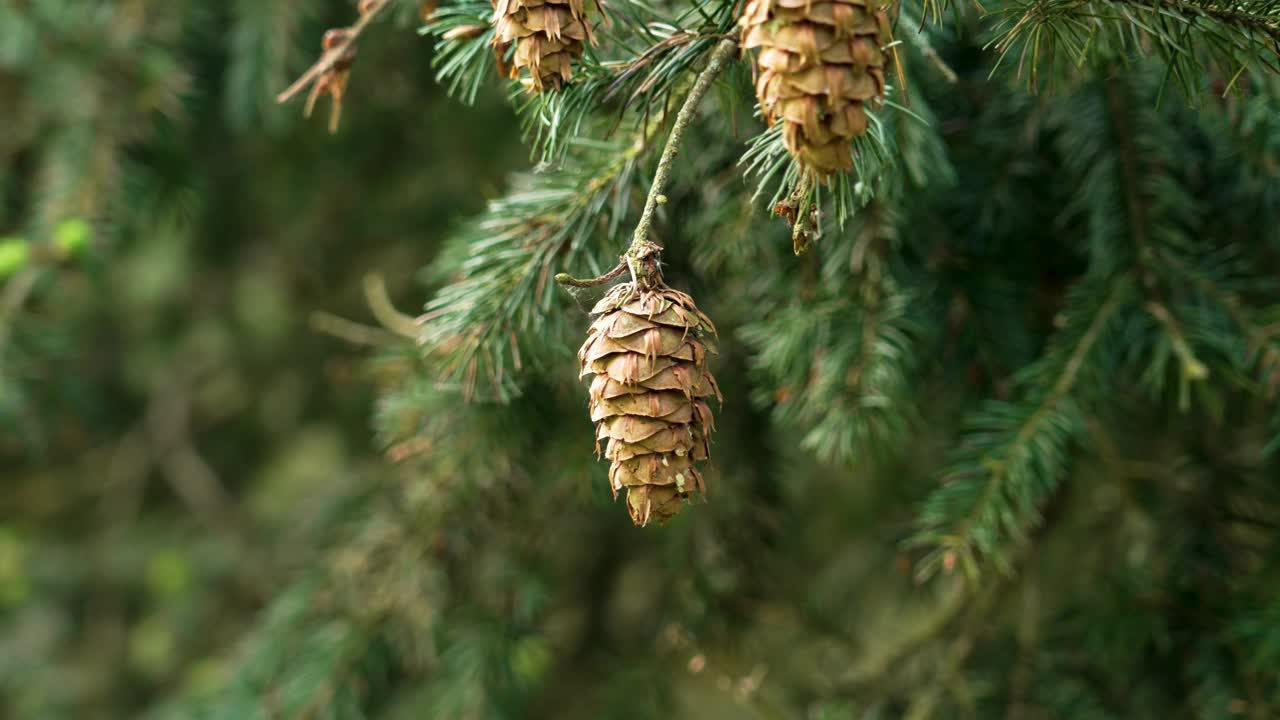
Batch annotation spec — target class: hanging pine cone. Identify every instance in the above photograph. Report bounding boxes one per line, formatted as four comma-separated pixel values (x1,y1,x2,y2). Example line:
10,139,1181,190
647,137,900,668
742,0,892,175
492,0,592,91
577,249,721,526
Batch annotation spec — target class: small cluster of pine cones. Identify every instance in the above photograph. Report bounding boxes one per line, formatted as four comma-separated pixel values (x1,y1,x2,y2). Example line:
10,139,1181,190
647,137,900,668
489,0,892,173
481,1,894,523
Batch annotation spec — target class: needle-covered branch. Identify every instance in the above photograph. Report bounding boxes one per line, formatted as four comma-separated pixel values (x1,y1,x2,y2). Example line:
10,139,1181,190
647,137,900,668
417,135,653,401
989,0,1280,93
554,36,738,294
625,38,738,258
912,277,1137,579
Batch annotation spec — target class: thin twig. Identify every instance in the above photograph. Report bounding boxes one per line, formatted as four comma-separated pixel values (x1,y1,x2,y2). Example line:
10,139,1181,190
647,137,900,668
363,273,422,340
554,37,739,296
555,263,627,289
276,0,392,105
1104,79,1207,385
627,38,739,259
310,310,401,346
1113,0,1280,50
1146,301,1209,381
145,370,240,535
555,264,629,311
918,37,960,84
791,168,817,255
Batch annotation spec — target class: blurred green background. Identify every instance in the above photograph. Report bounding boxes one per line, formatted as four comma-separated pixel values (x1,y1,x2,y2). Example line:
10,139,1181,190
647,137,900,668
6,1,1280,719
1,1,523,714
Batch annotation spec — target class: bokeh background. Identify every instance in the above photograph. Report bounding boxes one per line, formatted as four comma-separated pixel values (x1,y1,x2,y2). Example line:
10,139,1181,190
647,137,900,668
6,1,1280,719
2,2,522,715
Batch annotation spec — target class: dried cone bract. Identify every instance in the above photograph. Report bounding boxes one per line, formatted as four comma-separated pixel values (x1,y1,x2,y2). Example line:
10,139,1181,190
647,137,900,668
493,0,591,91
578,283,721,526
742,0,892,174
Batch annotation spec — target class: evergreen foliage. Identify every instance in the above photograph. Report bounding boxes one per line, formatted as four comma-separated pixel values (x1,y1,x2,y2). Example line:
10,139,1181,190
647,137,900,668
4,0,1280,717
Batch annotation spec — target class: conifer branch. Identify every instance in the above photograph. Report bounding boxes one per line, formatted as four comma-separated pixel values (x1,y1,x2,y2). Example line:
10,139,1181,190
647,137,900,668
421,0,497,105
554,263,627,289
1159,253,1280,432
743,206,923,465
1109,0,1280,48
839,580,977,689
989,0,1280,93
741,107,902,234
791,169,818,255
363,273,422,340
912,276,1135,578
417,134,655,401
310,311,401,346
1104,78,1209,385
276,0,391,106
1146,301,1209,379
627,38,738,259
829,507,1064,700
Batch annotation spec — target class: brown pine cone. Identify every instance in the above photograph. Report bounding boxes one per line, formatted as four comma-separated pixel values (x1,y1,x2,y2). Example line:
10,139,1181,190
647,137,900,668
493,0,592,91
742,0,893,175
578,281,721,526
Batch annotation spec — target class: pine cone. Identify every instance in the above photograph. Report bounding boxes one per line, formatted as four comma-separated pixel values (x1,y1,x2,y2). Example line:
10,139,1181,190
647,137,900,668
742,0,892,175
578,282,722,526
493,0,591,91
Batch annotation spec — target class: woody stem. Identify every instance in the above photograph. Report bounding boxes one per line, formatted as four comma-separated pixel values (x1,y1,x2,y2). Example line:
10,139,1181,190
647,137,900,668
626,37,739,258
276,0,392,105
554,263,627,289
557,37,739,295
791,168,817,255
